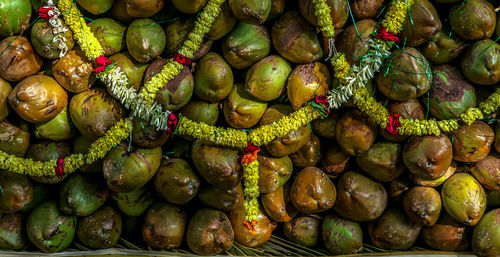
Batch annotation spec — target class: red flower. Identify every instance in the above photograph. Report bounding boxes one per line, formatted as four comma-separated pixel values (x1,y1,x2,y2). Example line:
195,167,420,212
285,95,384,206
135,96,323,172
55,158,65,177
38,7,55,19
173,53,192,65
313,95,330,116
386,113,402,136
167,113,179,134
244,142,260,154
375,27,399,42
93,66,106,74
96,56,112,66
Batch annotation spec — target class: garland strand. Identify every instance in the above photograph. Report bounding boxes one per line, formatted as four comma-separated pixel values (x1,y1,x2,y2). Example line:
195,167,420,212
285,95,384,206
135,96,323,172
58,0,104,59
138,0,226,102
0,118,131,176
40,0,69,58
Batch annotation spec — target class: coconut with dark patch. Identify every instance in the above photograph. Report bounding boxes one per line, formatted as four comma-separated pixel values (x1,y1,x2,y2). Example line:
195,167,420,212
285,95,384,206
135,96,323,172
59,173,109,216
223,84,267,129
428,65,476,120
312,111,337,140
452,121,494,163
442,173,487,226
34,106,76,141
422,212,467,251
207,2,236,40
336,19,377,65
284,215,321,247
186,209,234,255
0,0,31,37
103,144,162,192
422,30,467,65
0,121,30,157
376,47,432,101
26,201,76,253
403,134,453,180
77,206,122,249
403,186,442,226
334,171,387,221
154,158,200,205
223,22,271,69
368,208,422,250
191,140,242,189
228,0,271,25
126,19,165,63
9,75,67,124
271,11,322,63
194,52,234,102
336,109,377,156
142,202,187,249
449,0,496,40
321,144,349,176
53,50,95,93
0,213,26,250
398,0,441,47
245,55,291,101
114,185,155,216
322,214,363,254
356,141,405,182
461,39,500,85
471,208,500,257
131,118,169,148
290,134,322,168
290,167,336,214
350,0,384,19
0,173,33,213
0,78,11,122
0,37,42,82
287,62,330,109
69,88,125,139
471,155,500,190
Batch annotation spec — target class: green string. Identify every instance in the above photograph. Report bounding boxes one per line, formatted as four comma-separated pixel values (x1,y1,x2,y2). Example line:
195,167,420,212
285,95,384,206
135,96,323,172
346,0,362,40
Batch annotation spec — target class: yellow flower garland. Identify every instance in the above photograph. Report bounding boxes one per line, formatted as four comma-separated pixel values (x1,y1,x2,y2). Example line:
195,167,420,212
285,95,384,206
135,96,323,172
139,0,226,103
58,0,104,60
312,0,335,38
381,0,414,34
242,161,260,224
0,118,132,176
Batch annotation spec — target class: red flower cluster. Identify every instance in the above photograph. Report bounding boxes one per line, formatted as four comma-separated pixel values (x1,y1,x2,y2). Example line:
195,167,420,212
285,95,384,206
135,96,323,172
386,113,402,136
38,7,55,20
93,56,112,74
314,95,331,116
375,27,399,42
55,158,65,177
173,53,192,65
242,142,261,164
167,113,179,134
243,220,258,235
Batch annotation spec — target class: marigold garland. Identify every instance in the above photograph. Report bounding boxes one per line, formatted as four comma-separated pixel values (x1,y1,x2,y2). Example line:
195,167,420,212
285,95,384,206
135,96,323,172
241,143,261,233
139,0,225,103
0,118,131,176
312,0,335,38
381,0,415,34
58,0,104,60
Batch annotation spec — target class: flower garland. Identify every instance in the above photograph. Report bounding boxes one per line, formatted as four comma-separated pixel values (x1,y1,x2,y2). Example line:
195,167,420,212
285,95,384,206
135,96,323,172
39,0,69,58
138,0,225,103
58,0,104,60
0,118,131,176
313,0,336,60
241,143,261,234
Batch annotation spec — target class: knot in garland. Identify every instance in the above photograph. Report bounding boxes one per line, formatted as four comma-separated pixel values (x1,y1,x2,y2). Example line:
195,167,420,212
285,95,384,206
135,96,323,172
55,158,65,177
38,6,56,19
375,27,399,43
310,95,331,117
173,53,192,66
167,113,179,134
386,113,402,136
94,56,112,74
